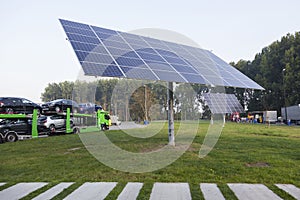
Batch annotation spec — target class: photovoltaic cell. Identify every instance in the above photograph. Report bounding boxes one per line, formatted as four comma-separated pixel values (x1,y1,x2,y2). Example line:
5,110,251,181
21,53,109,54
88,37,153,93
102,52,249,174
203,93,244,114
59,19,264,90
81,63,124,77
121,67,158,80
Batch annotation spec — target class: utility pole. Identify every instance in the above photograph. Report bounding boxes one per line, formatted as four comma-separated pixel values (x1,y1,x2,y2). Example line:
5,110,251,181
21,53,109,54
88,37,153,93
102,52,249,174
282,69,288,124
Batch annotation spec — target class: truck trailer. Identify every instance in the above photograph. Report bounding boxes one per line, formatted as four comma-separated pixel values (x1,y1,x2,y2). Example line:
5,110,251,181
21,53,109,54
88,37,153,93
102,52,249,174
281,104,300,125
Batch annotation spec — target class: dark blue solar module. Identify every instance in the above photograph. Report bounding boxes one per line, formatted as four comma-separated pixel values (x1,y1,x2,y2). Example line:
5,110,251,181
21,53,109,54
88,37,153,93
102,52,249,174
203,93,244,114
59,19,264,90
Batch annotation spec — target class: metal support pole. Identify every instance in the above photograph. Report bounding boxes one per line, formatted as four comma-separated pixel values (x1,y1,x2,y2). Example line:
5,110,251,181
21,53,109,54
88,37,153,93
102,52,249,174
97,109,101,128
31,109,38,138
168,82,175,146
144,85,148,121
66,108,72,133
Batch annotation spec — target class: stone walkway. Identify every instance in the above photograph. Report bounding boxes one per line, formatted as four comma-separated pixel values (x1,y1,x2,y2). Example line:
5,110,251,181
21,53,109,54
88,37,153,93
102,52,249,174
0,182,299,200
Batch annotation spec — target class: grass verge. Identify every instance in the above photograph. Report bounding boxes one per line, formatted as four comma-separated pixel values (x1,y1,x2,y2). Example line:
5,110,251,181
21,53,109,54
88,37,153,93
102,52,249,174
0,121,299,198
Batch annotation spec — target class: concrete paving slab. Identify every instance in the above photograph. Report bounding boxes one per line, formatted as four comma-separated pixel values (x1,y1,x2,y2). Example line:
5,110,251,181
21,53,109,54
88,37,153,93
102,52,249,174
117,182,143,200
0,183,6,187
64,182,117,200
275,184,300,200
0,182,47,200
200,183,225,200
228,183,283,200
32,182,74,200
150,183,192,200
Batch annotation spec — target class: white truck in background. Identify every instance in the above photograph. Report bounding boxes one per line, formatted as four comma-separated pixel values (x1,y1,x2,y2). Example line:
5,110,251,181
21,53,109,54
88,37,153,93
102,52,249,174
110,115,121,126
263,111,277,123
281,104,300,125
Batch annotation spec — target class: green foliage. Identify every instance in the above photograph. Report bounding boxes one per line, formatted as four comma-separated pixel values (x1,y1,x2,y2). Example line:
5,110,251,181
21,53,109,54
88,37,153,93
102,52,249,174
41,81,74,102
231,32,300,114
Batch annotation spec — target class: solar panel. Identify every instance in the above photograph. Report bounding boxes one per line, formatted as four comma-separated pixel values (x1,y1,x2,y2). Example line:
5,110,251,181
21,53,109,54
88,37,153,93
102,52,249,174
203,93,244,114
59,19,264,90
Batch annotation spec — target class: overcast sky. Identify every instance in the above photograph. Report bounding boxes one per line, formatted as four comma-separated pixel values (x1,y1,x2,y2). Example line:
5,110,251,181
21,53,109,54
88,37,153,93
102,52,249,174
1,0,300,102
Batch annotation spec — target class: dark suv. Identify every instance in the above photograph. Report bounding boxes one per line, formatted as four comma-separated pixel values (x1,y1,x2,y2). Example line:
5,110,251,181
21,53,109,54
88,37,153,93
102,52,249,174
79,103,102,114
0,97,42,114
0,118,46,142
42,99,79,114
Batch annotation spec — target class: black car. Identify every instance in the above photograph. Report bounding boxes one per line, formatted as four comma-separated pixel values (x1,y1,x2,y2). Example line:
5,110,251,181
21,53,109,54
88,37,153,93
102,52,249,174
42,99,79,114
0,118,46,142
78,103,102,114
0,97,42,114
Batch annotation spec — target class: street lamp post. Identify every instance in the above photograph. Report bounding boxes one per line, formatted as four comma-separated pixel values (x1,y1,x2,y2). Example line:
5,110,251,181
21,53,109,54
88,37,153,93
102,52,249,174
282,69,288,124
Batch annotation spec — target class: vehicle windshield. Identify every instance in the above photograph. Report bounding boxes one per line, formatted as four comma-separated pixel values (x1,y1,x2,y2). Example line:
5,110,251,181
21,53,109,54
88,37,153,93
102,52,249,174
38,116,47,121
49,99,63,103
22,98,33,104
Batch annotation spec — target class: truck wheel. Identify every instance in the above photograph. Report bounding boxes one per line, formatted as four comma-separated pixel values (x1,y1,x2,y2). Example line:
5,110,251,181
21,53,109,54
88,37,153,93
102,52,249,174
49,124,56,133
5,108,14,114
73,127,80,134
55,106,60,113
6,132,18,142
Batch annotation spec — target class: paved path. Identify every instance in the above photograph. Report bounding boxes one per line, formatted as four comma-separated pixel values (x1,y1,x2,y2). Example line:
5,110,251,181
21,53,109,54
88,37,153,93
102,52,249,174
228,183,283,200
275,184,300,200
64,182,117,200
150,183,192,200
0,182,47,200
117,182,143,200
0,182,299,200
32,182,74,200
200,183,225,200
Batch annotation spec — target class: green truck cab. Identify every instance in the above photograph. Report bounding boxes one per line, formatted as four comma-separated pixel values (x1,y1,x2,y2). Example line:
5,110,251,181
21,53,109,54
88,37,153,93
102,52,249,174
97,110,110,130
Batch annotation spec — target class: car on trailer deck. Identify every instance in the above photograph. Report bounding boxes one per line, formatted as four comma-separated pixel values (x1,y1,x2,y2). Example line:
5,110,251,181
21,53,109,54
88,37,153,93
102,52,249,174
0,97,42,114
0,118,47,142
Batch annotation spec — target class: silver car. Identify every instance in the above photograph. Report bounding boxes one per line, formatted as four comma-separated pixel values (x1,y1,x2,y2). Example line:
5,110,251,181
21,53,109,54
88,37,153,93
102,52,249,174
38,115,74,133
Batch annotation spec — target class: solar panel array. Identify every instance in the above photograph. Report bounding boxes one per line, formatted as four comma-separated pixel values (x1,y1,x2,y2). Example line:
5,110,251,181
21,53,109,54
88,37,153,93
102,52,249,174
203,93,244,114
59,19,264,90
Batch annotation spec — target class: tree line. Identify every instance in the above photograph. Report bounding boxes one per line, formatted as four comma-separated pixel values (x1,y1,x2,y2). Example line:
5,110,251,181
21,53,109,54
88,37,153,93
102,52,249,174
230,31,300,114
41,79,207,121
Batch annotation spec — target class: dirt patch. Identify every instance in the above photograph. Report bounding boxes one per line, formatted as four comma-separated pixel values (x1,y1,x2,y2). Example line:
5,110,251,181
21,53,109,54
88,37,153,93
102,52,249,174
245,162,270,167
64,147,82,154
68,147,82,151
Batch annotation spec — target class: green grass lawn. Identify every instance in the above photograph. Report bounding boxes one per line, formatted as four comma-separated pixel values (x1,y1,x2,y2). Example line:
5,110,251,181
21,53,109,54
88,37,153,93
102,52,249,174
0,121,299,199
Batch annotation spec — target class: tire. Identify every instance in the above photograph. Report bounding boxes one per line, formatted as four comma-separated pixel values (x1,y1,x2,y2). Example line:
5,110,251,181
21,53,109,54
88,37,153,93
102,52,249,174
55,106,60,113
49,124,56,133
6,132,18,142
5,108,14,114
73,127,80,134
